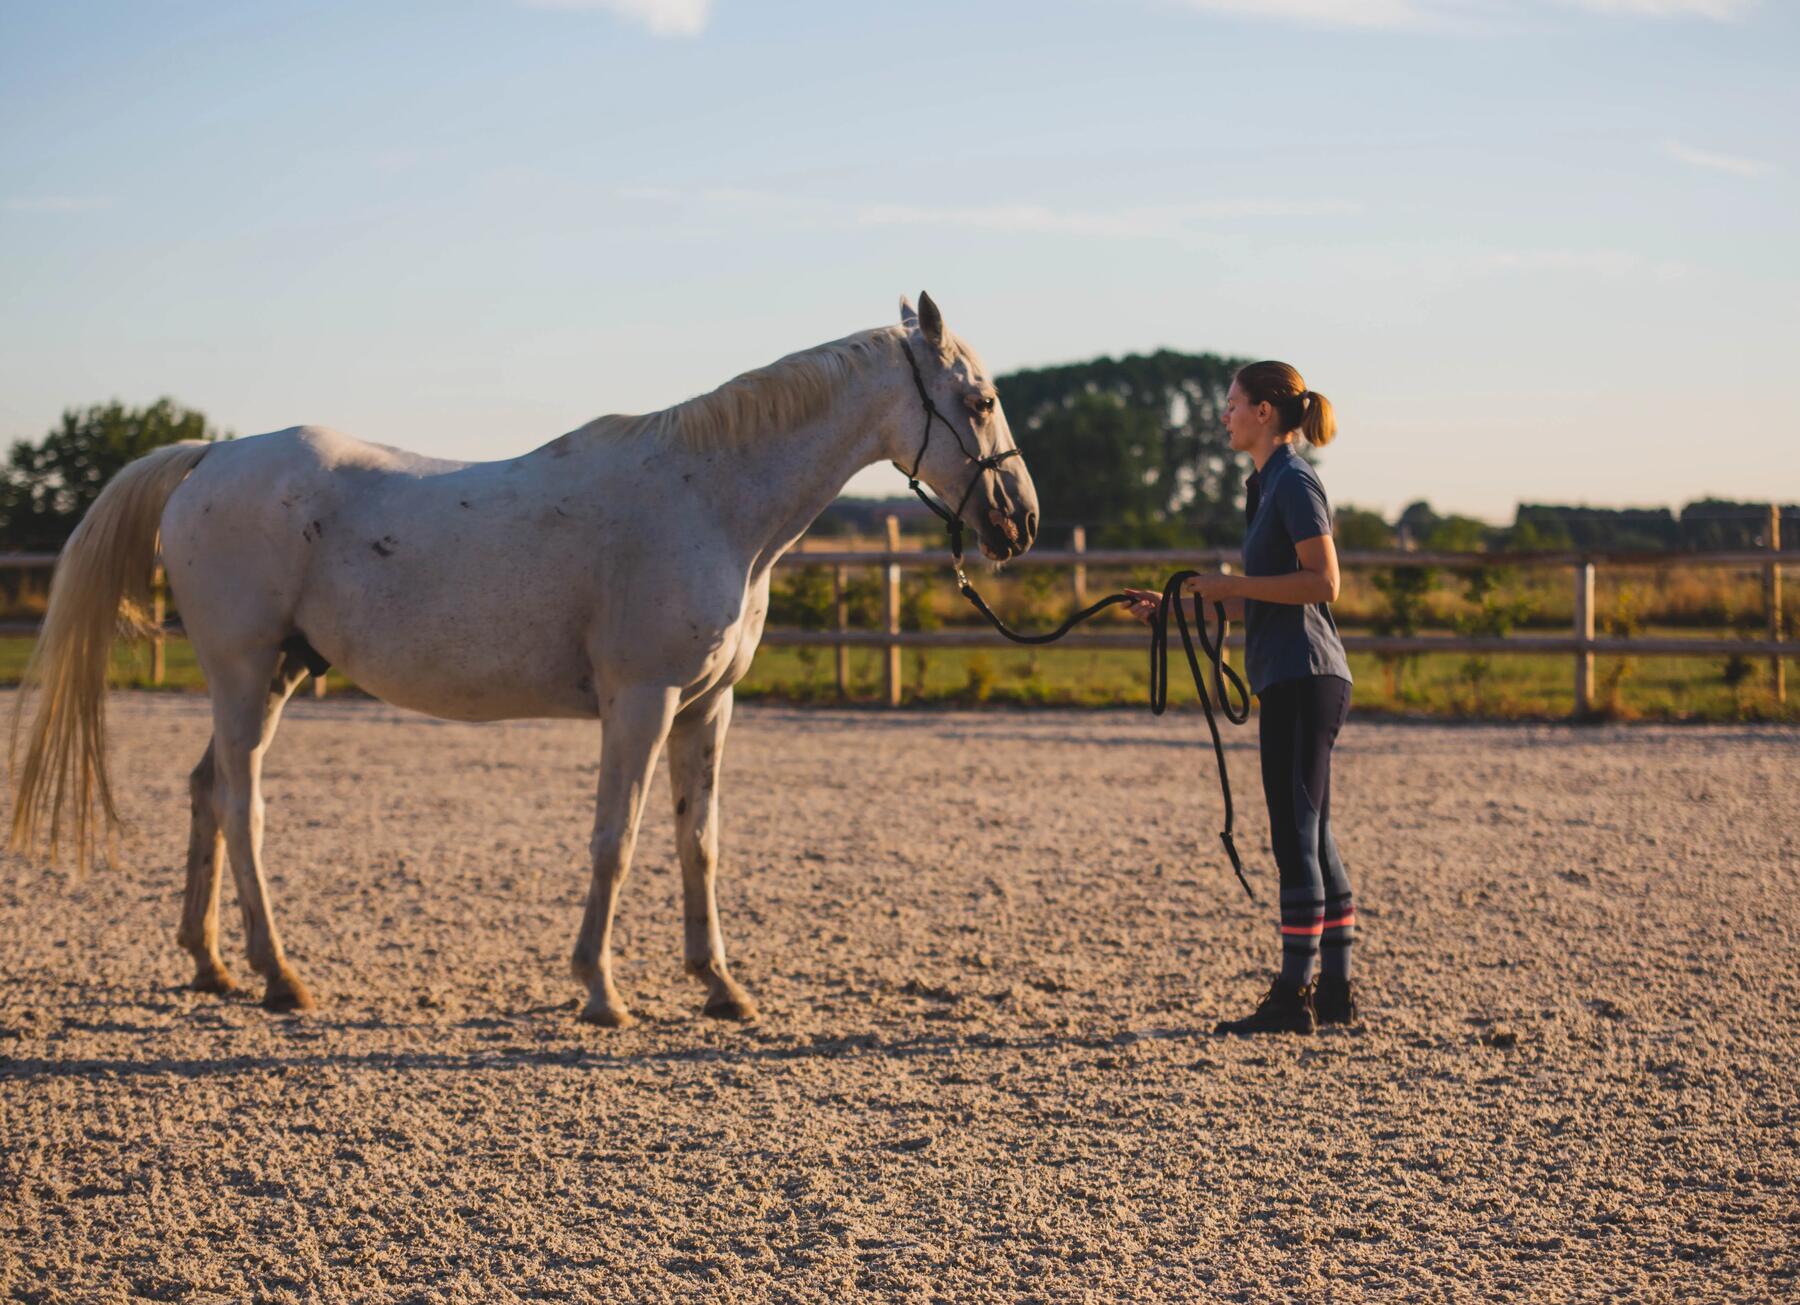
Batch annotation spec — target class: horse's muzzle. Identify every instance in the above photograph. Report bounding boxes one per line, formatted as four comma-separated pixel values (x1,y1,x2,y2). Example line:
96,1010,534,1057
980,506,1037,561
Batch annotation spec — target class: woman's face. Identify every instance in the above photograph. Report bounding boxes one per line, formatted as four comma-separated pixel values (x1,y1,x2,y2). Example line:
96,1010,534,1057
1223,379,1272,452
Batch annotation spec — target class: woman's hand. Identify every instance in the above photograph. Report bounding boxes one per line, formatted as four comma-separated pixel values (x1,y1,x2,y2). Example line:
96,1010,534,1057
1124,581,1245,624
1121,588,1160,625
1181,572,1245,602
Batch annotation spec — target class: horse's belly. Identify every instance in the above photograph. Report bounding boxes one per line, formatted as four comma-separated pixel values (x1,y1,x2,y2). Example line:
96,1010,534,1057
300,592,599,721
342,652,597,722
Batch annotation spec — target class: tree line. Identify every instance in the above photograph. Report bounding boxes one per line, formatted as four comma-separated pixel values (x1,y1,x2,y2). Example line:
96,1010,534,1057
3,388,1792,555
819,349,1796,554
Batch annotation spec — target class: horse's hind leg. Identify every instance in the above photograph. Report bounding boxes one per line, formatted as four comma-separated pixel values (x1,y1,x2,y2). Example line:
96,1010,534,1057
667,688,757,1022
208,646,314,1012
176,740,236,994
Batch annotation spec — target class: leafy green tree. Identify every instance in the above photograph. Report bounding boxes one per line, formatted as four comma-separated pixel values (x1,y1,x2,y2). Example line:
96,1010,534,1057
1333,505,1394,551
996,349,1249,547
1503,513,1572,552
1395,500,1440,549
1513,503,1677,551
1678,498,1797,552
1,399,227,551
1013,391,1163,546
1425,515,1490,553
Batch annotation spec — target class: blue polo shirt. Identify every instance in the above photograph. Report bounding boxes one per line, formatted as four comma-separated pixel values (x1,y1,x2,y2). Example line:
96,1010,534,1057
1240,443,1353,696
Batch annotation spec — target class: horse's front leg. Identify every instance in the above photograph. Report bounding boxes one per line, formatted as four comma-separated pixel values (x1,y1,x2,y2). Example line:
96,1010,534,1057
667,687,757,1022
572,685,677,1028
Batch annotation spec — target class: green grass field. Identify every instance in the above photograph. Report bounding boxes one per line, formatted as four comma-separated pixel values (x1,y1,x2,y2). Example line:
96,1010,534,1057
2,631,1791,722
738,637,1796,721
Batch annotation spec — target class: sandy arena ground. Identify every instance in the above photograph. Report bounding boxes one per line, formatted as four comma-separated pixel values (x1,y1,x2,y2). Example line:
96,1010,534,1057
1,690,1796,1302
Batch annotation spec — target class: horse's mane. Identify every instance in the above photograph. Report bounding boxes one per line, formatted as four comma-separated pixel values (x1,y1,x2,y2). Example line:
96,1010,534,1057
578,327,912,453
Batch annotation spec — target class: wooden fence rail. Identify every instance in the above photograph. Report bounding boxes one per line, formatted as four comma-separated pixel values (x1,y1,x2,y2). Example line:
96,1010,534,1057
1,506,1791,719
776,510,1792,715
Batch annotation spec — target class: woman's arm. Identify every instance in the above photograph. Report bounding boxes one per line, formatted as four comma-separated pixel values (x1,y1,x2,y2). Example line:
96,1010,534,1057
1122,533,1340,624
1120,590,1245,622
1180,534,1341,607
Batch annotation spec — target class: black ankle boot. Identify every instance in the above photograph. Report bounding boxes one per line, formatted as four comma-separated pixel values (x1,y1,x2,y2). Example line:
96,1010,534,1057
1313,976,1358,1026
1214,979,1316,1036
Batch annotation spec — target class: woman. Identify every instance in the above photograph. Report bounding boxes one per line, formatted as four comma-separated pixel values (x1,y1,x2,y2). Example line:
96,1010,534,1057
1124,361,1357,1036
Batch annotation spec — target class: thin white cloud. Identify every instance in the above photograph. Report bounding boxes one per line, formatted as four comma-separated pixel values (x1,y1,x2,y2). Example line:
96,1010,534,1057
1168,0,1435,28
1469,247,1677,276
3,195,112,213
1322,240,1691,286
1561,0,1754,17
518,0,712,38
860,198,1364,238
1660,138,1775,177
1168,0,1755,28
617,185,1363,239
1410,244,1690,282
613,189,1692,284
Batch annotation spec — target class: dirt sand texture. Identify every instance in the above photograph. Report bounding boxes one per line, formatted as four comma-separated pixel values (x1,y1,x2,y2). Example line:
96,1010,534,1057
2,690,1796,1302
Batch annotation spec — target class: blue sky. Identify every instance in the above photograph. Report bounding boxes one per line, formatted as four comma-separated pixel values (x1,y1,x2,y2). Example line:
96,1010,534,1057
2,0,1795,522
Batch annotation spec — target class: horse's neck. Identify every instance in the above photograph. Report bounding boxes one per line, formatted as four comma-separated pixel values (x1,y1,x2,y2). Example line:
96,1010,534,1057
696,366,910,571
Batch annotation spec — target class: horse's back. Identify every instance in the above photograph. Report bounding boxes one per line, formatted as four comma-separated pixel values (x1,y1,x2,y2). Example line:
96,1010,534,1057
166,424,468,517
162,424,467,604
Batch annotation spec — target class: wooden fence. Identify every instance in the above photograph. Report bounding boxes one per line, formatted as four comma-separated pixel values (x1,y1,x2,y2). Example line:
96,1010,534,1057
769,509,1793,715
0,504,1792,718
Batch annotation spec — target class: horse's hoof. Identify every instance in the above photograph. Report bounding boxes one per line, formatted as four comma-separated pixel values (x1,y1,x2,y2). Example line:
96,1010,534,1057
262,971,315,1013
577,999,636,1029
703,986,759,1023
191,964,241,996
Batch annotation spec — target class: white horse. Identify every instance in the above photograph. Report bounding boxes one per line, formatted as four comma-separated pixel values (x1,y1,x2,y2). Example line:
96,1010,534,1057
10,293,1039,1027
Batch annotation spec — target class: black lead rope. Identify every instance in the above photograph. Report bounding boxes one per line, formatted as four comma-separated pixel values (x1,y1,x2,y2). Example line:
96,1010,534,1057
1145,571,1255,901
959,566,1255,903
897,341,1256,901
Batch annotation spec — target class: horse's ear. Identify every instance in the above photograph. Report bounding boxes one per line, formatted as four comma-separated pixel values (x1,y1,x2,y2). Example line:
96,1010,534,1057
899,295,918,328
917,291,949,358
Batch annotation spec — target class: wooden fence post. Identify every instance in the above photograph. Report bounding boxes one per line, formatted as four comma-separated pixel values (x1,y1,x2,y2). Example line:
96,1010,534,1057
1573,561,1594,718
151,567,166,686
1770,504,1785,706
833,564,849,699
884,515,902,708
1071,525,1087,607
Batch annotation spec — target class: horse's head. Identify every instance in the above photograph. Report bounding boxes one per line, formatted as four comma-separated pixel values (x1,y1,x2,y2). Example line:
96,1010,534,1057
897,292,1039,563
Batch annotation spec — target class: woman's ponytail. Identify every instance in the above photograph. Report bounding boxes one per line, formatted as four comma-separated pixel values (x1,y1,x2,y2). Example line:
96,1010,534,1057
1236,361,1337,447
1299,389,1336,447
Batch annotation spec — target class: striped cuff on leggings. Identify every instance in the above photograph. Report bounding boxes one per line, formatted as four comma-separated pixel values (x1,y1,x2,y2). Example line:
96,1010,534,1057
1278,899,1325,983
1320,893,1356,979
1320,892,1356,948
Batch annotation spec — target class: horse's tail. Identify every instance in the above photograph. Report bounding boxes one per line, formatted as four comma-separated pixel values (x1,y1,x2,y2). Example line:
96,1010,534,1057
9,440,214,870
